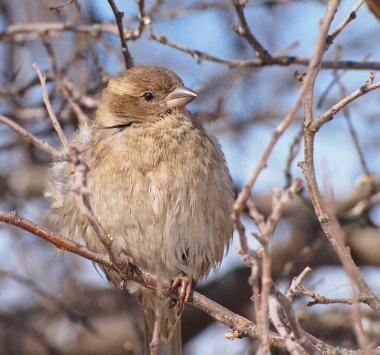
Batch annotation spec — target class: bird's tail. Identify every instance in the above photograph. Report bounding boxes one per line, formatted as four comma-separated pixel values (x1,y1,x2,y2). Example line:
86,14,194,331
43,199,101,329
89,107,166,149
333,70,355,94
136,289,182,355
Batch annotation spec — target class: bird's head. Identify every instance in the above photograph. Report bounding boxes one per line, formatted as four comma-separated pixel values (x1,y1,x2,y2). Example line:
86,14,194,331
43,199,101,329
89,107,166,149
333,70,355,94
96,65,197,128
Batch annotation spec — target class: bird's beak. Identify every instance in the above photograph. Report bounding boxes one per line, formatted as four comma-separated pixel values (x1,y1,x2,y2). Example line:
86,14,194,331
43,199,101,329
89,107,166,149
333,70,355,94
165,86,197,108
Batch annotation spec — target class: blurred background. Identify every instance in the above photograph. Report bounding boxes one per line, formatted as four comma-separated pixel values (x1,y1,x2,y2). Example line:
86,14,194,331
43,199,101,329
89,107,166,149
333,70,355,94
0,0,380,354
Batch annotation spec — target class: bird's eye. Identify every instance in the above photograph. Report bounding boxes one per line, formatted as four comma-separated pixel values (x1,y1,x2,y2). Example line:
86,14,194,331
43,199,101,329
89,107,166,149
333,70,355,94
143,92,154,101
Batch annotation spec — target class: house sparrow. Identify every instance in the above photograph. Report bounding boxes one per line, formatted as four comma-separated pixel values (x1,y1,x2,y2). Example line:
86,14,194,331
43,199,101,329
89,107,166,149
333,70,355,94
46,65,234,354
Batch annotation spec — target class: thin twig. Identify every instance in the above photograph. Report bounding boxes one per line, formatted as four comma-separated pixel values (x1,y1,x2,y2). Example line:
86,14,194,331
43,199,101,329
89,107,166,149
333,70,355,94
144,22,380,70
230,0,272,62
132,0,148,39
107,0,134,69
247,179,303,353
299,287,372,307
32,63,69,150
32,63,117,271
48,0,74,12
326,0,366,49
286,267,312,303
311,79,380,133
0,114,65,160
275,290,323,354
232,92,304,249
323,178,372,353
268,295,302,355
324,174,373,355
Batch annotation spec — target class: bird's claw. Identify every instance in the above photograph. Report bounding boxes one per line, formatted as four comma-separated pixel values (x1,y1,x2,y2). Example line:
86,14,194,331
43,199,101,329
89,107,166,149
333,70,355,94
171,272,192,311
119,252,137,278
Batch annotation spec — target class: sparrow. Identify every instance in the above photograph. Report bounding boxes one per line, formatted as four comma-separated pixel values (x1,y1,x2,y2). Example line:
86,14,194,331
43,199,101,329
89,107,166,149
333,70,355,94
45,65,234,354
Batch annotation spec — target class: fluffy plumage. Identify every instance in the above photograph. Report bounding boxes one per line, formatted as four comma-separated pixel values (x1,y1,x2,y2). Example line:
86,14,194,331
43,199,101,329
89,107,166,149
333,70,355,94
46,65,234,354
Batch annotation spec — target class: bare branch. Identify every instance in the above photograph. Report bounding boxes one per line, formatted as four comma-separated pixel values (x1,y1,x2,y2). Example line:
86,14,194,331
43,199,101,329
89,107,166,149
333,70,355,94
48,0,74,12
107,0,134,69
3,22,380,70
311,78,380,132
230,0,272,62
30,63,117,274
268,295,303,355
246,179,303,352
300,0,380,314
0,114,65,160
299,288,373,307
32,63,69,150
0,211,292,352
286,267,312,303
275,290,323,354
326,0,366,49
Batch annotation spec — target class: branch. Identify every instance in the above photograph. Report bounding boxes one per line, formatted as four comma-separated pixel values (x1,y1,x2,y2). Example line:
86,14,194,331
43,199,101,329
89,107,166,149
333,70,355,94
32,63,69,150
132,0,148,39
29,63,115,262
300,0,380,315
268,296,302,355
3,22,380,70
0,211,292,352
230,0,272,62
0,114,65,160
311,78,380,132
2,211,363,354
107,0,134,69
275,290,326,354
326,0,366,49
48,0,74,12
246,179,303,351
299,288,373,307
286,267,312,303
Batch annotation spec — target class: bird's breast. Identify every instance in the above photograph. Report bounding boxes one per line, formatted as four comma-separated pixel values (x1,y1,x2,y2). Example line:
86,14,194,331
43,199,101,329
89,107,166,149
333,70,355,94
83,116,233,279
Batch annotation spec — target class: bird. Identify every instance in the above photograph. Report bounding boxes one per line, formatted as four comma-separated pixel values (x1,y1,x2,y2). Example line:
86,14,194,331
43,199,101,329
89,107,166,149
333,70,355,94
45,65,234,354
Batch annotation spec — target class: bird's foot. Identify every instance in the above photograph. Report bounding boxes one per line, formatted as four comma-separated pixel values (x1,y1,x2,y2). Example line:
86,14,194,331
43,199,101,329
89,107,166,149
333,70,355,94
171,272,192,311
119,252,138,278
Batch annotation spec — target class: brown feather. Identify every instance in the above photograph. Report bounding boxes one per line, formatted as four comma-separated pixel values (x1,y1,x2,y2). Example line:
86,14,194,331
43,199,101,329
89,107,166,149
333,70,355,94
45,65,234,353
